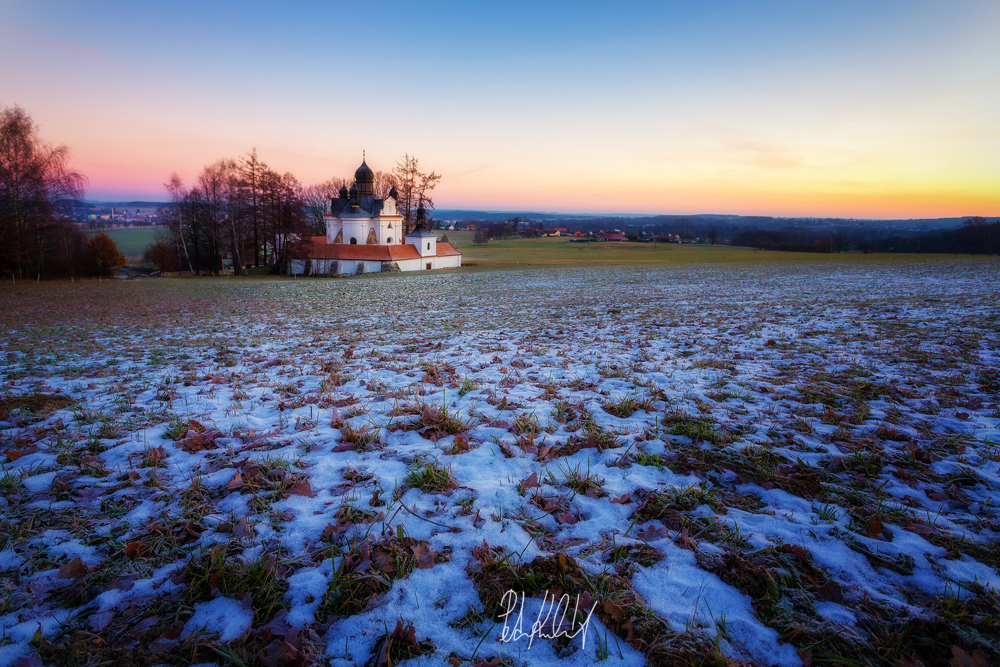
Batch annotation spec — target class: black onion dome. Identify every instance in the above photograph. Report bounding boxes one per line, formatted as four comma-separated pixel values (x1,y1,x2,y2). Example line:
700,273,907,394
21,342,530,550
338,185,348,198
354,159,374,184
348,184,359,200
388,186,398,200
416,205,427,222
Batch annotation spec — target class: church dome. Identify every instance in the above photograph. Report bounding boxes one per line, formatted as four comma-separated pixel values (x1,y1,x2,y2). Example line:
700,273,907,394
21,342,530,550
338,185,348,199
354,159,374,184
388,186,398,200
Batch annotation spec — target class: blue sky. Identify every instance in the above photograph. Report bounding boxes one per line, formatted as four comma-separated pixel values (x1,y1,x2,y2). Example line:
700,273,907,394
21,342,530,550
3,0,998,216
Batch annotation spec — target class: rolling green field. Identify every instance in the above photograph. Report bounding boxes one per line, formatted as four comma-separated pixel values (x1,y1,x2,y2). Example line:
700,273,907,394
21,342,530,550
87,227,159,257
440,229,985,269
88,226,997,271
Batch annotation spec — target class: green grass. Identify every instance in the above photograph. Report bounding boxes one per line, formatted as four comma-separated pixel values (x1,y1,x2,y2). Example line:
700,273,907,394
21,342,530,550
440,229,997,269
86,227,160,258
78,225,1000,271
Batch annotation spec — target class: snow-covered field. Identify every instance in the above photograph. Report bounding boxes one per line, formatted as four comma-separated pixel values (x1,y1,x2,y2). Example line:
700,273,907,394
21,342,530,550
1,261,998,667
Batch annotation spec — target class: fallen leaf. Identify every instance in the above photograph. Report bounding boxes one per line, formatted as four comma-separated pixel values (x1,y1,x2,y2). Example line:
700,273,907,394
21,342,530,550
412,543,438,569
776,543,811,561
233,518,253,539
124,541,145,559
610,493,632,504
603,599,624,622
225,470,243,490
520,472,539,489
57,557,88,580
556,511,578,525
179,429,219,453
89,610,116,632
4,445,38,462
814,579,844,604
950,646,991,667
291,480,315,497
636,524,668,542
865,516,888,540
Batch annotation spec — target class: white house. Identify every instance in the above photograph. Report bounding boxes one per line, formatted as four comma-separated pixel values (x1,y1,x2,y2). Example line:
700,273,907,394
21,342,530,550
289,159,461,275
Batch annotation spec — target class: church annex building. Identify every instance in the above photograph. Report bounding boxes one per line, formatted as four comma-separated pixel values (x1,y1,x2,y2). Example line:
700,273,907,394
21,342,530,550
289,159,461,275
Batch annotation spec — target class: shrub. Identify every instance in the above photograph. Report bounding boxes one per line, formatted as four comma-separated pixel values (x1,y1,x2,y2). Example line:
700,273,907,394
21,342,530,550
85,233,127,276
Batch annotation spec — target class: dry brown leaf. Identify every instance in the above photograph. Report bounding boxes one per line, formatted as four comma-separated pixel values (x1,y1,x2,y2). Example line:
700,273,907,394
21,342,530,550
776,543,811,561
57,557,87,580
950,646,991,667
124,541,145,559
556,511,578,525
225,470,243,490
866,516,887,540
4,445,38,462
636,524,668,542
291,480,315,497
603,599,624,622
412,543,438,569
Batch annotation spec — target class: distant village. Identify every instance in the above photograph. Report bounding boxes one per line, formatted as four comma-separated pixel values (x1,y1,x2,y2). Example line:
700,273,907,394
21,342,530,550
74,201,998,258
77,205,689,244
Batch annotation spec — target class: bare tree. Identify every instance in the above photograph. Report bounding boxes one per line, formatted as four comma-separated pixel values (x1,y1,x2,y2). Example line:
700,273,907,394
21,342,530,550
240,149,265,267
372,170,397,200
0,105,87,279
163,174,195,275
197,159,232,275
302,177,348,235
392,154,441,233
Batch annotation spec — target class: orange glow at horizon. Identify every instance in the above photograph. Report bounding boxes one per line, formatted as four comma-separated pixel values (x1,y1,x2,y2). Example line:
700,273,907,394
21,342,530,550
8,1,996,220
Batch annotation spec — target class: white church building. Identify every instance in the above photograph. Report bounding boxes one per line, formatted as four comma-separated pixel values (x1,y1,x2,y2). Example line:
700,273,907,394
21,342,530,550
289,159,461,275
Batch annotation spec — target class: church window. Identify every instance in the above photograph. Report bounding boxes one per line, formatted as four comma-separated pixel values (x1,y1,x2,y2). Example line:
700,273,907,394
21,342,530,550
427,243,431,250
350,237,357,245
387,237,392,244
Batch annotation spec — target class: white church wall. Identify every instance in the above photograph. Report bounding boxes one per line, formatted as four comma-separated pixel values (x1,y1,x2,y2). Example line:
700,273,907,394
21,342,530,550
395,258,423,272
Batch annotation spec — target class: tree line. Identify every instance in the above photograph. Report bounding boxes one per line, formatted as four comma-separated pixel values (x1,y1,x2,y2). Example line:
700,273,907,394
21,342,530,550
0,106,127,279
731,218,999,255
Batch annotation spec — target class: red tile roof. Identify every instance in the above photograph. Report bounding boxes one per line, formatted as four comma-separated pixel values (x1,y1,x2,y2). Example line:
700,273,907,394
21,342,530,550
299,237,460,261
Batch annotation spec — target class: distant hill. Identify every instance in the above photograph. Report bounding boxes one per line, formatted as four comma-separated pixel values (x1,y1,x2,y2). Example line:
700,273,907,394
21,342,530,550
76,201,991,230
84,200,175,208
432,210,992,230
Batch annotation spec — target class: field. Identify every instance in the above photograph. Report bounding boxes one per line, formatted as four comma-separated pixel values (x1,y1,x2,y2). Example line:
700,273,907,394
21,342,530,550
84,225,970,270
439,231,963,269
86,227,160,258
1,260,999,667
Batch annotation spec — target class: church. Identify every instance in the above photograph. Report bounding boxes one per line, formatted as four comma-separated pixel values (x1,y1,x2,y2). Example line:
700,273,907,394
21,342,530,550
288,159,461,275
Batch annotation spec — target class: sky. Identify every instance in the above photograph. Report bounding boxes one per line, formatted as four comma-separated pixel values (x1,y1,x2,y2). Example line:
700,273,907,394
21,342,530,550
2,1,999,218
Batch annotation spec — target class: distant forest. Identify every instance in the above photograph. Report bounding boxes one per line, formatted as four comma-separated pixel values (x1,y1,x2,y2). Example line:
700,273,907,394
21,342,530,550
459,214,1000,255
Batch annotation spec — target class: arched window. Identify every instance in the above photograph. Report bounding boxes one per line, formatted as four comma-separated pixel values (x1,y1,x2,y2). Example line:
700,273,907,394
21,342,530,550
387,237,392,244
350,237,357,245
426,242,431,250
